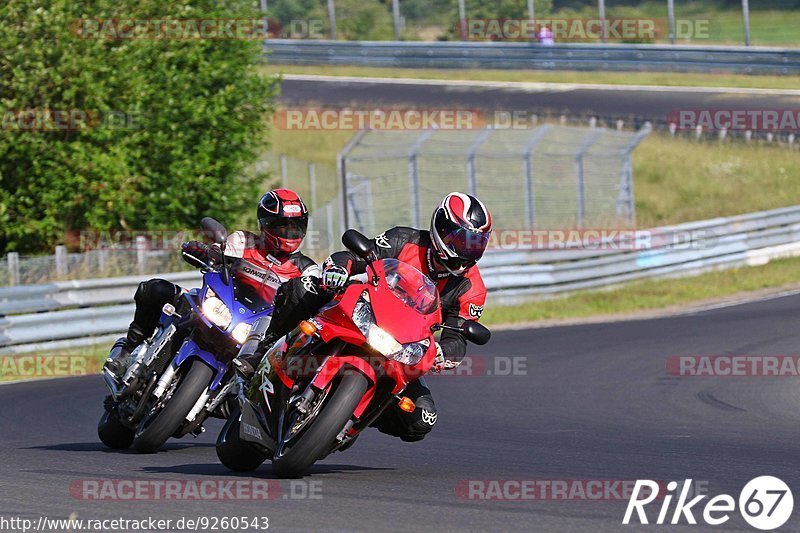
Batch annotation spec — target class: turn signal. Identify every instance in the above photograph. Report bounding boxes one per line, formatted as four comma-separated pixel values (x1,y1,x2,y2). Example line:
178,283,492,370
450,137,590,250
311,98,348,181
299,320,317,336
398,396,416,412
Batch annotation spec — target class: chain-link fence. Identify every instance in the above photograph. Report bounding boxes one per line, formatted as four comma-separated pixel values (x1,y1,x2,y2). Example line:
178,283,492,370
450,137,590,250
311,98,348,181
2,125,649,286
340,125,650,238
2,248,190,287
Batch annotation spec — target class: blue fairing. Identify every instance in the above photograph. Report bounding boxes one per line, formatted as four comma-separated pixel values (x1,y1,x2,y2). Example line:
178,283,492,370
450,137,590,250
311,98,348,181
177,269,274,391
174,338,229,390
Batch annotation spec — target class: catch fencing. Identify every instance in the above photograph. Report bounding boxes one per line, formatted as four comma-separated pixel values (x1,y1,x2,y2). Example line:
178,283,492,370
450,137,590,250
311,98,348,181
338,125,650,237
264,40,800,75
4,205,800,353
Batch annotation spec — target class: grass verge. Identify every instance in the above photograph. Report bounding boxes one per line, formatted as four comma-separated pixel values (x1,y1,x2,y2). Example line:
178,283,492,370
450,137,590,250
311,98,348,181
264,64,800,91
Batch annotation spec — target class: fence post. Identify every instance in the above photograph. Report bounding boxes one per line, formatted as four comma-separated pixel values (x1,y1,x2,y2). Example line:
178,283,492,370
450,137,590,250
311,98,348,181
7,252,20,286
327,0,337,40
575,129,603,228
522,125,552,229
667,0,676,44
336,130,368,234
457,0,467,39
55,245,68,277
617,123,652,222
392,0,401,40
408,130,434,228
280,154,288,188
136,236,147,274
742,0,751,46
260,0,268,36
466,129,492,197
98,248,107,273
326,204,335,257
527,0,535,40
597,0,606,44
308,162,318,212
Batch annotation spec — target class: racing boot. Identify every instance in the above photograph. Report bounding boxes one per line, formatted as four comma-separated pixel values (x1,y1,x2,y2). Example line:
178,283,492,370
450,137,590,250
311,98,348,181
232,331,280,379
103,323,147,380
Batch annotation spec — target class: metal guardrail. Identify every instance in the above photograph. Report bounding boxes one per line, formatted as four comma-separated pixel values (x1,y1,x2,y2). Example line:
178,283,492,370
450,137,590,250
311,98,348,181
264,40,800,75
4,205,800,352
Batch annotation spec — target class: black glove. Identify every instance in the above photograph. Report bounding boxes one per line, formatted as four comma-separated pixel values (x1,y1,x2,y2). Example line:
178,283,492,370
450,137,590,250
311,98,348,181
181,241,211,268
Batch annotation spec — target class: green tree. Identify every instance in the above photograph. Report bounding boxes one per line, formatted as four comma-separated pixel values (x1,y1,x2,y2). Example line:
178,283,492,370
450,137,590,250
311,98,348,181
0,0,279,253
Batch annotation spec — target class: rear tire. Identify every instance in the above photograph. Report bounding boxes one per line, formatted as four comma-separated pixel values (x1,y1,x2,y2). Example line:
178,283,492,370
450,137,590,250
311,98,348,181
216,410,269,472
132,359,214,453
97,408,134,449
272,371,368,478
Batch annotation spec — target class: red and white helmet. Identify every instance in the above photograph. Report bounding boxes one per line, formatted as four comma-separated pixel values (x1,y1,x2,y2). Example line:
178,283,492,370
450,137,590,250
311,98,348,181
430,192,492,275
257,189,308,254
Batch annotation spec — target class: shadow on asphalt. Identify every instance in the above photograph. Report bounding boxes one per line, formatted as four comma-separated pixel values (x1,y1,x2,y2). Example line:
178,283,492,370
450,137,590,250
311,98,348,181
25,442,216,453
141,462,396,478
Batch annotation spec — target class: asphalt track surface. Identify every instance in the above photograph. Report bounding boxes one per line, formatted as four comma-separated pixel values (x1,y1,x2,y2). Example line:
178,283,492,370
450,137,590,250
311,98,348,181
3,293,800,532
278,76,800,126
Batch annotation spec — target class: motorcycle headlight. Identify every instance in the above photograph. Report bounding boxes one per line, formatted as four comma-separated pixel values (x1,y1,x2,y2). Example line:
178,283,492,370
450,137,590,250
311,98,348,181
352,297,428,364
201,288,232,328
388,338,430,366
231,322,252,344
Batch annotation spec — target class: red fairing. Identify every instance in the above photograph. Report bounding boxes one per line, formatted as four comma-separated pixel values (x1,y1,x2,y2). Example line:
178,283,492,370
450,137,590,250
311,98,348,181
309,259,441,400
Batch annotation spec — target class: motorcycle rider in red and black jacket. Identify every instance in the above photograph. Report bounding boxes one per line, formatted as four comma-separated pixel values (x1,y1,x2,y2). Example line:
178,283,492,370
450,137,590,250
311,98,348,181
103,189,319,380
242,192,493,442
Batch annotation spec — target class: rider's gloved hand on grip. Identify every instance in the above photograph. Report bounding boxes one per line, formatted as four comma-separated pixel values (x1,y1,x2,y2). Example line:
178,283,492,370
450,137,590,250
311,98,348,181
431,342,460,373
321,264,349,292
181,241,211,267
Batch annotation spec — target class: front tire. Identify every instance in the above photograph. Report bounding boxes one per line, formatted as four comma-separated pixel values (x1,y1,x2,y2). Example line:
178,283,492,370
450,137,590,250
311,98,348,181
98,407,135,449
216,409,269,472
132,359,214,453
272,371,368,478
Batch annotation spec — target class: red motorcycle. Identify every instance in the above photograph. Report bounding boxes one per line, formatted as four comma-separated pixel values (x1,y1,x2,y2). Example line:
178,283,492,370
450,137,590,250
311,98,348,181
216,230,490,478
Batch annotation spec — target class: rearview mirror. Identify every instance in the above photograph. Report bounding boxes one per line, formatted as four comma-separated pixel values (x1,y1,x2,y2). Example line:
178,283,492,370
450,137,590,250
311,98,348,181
462,320,491,345
201,217,228,245
342,229,374,259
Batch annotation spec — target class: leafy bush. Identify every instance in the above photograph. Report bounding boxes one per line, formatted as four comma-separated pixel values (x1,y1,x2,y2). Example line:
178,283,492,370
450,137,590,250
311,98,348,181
0,0,279,254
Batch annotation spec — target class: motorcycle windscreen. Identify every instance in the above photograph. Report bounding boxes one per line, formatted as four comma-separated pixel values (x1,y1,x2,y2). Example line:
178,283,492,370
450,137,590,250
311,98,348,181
382,258,439,315
367,259,442,344
233,276,272,313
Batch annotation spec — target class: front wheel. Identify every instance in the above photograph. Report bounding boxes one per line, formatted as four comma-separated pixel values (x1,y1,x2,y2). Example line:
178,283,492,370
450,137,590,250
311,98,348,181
272,371,368,478
216,408,269,472
132,359,214,453
97,406,135,449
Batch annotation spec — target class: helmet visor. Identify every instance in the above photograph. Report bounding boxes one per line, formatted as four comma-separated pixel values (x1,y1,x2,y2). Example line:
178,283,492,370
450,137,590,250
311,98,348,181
260,216,308,240
439,225,491,261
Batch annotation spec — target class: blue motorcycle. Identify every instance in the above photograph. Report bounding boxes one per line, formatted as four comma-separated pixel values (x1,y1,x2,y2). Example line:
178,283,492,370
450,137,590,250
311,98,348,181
98,218,274,453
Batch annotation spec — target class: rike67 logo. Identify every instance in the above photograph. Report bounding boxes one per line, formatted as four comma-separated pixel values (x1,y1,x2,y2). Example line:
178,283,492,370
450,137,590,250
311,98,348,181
623,477,793,530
